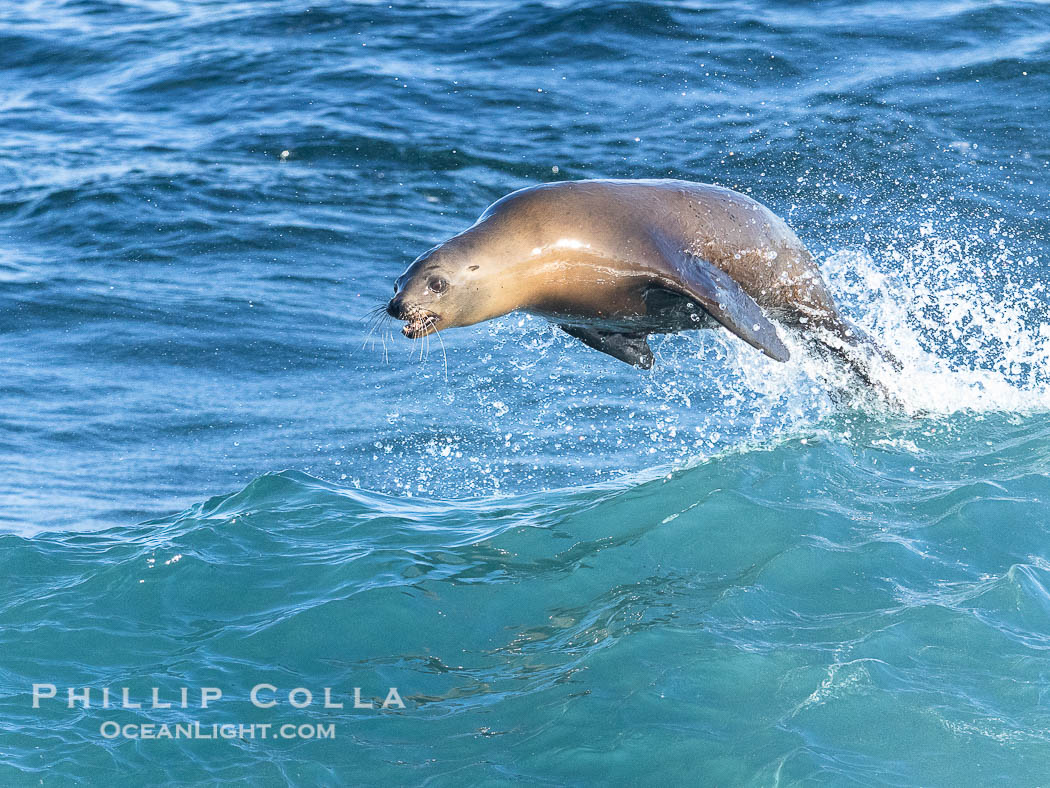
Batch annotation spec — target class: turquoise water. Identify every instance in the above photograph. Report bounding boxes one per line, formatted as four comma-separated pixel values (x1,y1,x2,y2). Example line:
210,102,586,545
3,0,1050,784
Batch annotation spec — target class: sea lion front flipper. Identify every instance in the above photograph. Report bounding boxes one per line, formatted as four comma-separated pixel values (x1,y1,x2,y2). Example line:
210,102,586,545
660,251,790,362
560,325,654,369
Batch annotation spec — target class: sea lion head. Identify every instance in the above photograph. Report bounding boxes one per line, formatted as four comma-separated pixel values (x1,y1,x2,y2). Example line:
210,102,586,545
387,219,531,339
387,183,625,338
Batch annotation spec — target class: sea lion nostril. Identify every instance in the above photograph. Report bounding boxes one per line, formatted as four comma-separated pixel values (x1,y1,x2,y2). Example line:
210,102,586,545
386,295,405,318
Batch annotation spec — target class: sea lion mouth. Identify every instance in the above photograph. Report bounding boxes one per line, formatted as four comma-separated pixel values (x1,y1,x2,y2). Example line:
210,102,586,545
401,310,441,339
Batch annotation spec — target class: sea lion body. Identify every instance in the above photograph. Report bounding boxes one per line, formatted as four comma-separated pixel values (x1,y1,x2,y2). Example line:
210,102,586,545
387,179,861,371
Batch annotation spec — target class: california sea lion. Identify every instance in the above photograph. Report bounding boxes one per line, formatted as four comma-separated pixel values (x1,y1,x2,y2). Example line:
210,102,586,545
387,179,886,380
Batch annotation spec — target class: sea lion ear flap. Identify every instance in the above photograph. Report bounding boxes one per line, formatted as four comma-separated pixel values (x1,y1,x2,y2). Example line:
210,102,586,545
662,251,790,362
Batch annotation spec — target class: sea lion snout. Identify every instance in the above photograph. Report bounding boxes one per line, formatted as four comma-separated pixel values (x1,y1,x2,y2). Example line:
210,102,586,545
387,292,442,338
386,293,408,319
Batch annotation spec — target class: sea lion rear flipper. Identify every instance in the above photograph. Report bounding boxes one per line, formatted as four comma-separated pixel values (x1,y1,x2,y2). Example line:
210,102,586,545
560,325,654,369
661,252,790,362
804,317,907,408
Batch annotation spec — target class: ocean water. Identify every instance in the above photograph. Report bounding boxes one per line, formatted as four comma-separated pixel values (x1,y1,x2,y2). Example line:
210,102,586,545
3,0,1050,783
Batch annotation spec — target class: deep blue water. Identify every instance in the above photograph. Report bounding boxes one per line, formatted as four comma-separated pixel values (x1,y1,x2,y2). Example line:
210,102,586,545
3,0,1050,784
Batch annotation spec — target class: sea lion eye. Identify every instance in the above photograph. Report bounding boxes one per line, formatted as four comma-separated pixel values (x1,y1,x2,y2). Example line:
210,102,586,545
428,277,449,294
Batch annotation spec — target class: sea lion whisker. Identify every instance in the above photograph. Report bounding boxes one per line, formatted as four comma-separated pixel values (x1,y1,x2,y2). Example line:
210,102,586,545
361,303,386,325
362,319,382,351
368,320,390,354
433,326,449,383
361,304,391,351
363,304,386,327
